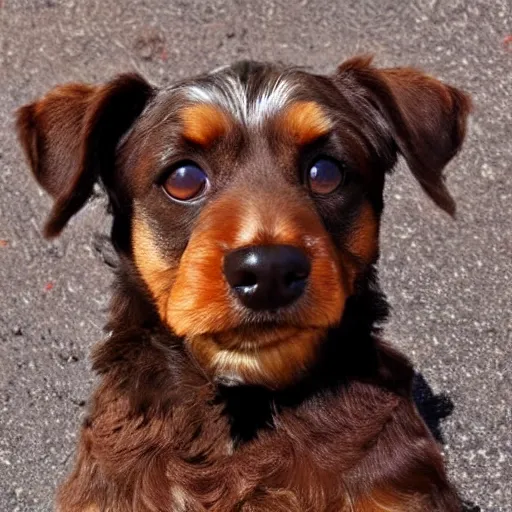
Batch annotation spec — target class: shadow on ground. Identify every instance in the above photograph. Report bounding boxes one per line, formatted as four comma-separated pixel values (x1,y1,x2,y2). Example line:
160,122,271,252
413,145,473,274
413,373,481,512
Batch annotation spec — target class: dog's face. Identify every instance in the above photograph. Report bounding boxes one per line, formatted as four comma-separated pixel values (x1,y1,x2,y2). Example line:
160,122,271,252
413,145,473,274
17,57,470,388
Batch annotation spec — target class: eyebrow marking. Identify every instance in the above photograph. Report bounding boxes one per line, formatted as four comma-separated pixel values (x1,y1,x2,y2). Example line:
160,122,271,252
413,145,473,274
180,103,232,147
277,101,332,145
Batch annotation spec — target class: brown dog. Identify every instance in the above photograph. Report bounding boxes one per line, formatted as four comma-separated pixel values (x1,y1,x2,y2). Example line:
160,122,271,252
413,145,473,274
17,56,470,511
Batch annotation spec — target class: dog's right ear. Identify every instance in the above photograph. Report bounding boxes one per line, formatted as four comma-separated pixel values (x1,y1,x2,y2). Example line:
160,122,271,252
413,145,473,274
16,74,154,237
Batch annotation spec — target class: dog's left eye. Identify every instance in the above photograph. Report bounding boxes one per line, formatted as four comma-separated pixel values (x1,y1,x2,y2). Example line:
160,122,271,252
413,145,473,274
162,163,209,201
307,158,344,195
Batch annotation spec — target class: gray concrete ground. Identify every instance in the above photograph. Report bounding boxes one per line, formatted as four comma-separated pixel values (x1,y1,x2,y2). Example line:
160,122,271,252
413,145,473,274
0,0,511,510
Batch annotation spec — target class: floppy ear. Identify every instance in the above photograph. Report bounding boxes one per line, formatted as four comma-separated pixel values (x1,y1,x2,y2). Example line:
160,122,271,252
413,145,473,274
336,56,471,216
16,74,154,237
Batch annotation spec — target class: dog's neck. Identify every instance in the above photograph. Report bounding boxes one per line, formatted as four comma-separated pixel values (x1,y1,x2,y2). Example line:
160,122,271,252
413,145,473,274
97,259,412,444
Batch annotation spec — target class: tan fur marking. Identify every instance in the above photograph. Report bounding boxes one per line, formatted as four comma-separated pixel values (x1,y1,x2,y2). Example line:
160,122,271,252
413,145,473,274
170,485,189,512
132,212,177,319
181,104,232,146
278,101,332,145
347,202,379,264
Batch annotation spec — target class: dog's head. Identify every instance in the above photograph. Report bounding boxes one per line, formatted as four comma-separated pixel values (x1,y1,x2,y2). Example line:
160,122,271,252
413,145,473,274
17,57,470,388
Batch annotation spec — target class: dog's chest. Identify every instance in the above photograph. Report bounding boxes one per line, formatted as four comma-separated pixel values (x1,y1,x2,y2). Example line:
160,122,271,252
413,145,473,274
163,387,376,510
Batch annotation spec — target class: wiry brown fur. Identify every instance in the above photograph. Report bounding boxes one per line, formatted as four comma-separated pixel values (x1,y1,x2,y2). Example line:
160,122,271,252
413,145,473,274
16,56,471,511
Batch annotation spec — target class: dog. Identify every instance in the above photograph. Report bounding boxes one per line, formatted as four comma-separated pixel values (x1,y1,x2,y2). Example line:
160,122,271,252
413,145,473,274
17,56,470,511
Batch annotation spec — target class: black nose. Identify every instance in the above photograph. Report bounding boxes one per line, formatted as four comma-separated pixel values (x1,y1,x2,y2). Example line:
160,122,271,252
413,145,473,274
223,245,311,311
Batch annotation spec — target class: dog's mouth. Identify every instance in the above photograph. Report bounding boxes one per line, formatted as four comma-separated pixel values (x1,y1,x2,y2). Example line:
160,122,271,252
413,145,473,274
186,322,328,389
209,321,312,350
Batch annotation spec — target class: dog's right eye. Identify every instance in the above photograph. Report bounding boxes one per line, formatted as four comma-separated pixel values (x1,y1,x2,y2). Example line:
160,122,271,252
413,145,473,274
162,163,209,202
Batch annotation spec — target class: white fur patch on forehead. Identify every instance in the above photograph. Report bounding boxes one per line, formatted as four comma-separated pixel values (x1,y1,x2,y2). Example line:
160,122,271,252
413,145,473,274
184,71,297,127
252,78,296,124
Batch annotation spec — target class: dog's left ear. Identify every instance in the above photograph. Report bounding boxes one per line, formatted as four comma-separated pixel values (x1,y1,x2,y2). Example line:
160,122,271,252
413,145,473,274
16,74,154,237
335,56,471,216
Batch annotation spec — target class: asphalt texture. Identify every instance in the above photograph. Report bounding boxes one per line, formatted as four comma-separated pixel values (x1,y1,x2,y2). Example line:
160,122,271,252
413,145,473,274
0,1,511,511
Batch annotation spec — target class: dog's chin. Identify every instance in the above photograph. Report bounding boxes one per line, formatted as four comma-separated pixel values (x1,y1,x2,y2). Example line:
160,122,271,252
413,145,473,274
185,324,327,389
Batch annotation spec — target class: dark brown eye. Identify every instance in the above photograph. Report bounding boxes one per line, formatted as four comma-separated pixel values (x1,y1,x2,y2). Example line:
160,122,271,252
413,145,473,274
163,163,208,201
307,158,344,195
